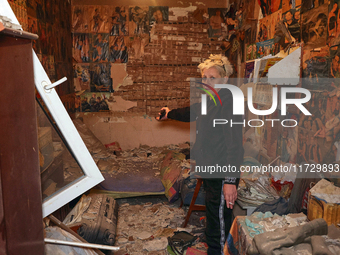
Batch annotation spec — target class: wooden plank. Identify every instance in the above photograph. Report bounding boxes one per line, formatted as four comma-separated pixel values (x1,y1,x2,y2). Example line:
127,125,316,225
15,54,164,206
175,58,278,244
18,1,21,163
0,35,44,255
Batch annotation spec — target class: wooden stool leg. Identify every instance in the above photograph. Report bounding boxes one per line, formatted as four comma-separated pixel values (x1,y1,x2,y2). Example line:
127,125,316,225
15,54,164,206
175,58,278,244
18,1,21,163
182,179,203,228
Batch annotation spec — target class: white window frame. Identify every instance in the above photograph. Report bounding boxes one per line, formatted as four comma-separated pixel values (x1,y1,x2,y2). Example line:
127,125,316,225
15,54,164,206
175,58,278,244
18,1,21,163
0,0,105,217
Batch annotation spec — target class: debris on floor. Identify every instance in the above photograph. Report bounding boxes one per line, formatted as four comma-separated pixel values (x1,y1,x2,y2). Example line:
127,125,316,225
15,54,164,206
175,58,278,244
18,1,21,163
98,144,190,176
114,198,207,255
94,143,192,199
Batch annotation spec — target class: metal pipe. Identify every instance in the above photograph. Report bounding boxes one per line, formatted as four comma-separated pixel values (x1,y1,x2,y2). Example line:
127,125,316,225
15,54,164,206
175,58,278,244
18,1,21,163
48,215,105,255
44,238,120,251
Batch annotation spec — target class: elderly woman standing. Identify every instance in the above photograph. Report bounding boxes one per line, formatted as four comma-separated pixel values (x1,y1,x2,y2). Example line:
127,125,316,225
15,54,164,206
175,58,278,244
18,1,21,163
158,54,244,254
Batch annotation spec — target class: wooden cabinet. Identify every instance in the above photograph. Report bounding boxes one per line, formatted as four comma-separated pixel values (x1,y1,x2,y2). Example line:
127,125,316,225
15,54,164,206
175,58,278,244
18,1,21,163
0,24,44,254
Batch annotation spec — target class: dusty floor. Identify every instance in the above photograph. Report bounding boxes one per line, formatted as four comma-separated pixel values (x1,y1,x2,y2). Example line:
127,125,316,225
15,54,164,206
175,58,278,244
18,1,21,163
112,195,207,255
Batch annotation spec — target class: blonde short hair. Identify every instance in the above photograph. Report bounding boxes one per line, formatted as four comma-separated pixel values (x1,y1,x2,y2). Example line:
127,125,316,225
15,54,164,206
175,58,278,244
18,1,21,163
198,54,233,77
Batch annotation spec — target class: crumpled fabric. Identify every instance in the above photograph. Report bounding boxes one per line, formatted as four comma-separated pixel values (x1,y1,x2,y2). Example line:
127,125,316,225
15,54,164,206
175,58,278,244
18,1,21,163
254,196,289,215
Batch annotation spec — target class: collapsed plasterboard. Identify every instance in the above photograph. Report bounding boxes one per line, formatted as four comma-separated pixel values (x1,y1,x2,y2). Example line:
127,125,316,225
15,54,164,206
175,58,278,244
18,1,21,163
310,179,340,204
267,47,301,85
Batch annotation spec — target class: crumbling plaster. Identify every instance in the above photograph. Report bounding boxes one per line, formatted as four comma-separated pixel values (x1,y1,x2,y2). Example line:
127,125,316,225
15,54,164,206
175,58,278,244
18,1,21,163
72,0,229,148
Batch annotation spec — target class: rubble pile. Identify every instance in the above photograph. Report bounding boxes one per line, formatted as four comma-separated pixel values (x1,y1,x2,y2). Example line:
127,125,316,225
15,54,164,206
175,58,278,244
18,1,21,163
98,144,189,177
115,201,206,254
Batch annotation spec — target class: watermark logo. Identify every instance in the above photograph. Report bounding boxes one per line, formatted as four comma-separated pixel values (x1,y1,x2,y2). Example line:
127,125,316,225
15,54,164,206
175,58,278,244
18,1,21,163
201,84,312,116
196,82,312,128
197,81,222,115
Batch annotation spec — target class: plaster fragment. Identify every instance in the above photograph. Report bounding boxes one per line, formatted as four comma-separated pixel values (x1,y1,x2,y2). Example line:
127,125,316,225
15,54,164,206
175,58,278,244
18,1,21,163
110,64,128,90
107,96,137,112
169,6,197,21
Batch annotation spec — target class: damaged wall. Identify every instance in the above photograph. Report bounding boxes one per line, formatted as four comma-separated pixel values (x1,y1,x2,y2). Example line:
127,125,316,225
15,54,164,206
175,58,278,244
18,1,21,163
71,0,232,149
243,0,340,166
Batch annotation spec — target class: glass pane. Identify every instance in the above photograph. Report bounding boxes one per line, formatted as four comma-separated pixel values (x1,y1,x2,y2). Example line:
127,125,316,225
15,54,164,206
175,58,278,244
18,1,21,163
36,99,85,201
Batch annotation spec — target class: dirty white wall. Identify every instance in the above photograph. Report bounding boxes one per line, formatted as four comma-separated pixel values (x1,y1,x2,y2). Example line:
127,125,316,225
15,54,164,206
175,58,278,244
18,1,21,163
81,113,194,149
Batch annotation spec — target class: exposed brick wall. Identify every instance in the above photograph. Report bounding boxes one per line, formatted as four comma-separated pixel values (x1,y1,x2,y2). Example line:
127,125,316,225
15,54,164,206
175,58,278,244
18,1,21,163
115,17,224,117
